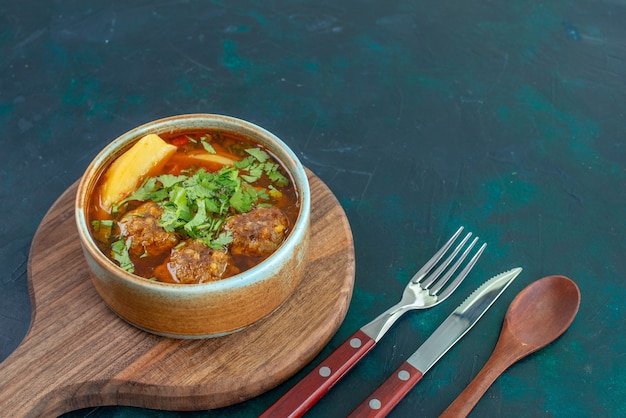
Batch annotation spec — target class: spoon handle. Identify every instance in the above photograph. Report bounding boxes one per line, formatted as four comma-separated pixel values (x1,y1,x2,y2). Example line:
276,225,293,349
439,348,513,418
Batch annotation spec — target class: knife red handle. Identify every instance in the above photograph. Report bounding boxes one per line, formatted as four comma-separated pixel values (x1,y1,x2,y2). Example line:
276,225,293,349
260,329,376,418
347,361,423,418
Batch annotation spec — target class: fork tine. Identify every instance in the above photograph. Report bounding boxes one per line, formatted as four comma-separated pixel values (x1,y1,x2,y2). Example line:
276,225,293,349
420,232,473,289
435,241,487,300
428,237,479,294
411,226,465,284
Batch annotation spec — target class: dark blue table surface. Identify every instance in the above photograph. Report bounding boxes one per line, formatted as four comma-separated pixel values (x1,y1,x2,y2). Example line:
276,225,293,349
1,1,624,417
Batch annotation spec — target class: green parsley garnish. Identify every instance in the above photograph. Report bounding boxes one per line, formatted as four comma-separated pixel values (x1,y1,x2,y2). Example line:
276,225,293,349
111,149,288,250
268,185,283,198
95,142,291,273
234,149,289,186
91,219,114,243
91,219,114,230
211,231,234,248
200,135,216,154
111,238,134,273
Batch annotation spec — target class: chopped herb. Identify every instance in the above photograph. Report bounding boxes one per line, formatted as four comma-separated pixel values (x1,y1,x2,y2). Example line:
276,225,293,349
245,148,270,163
104,142,290,253
111,238,134,273
268,185,282,198
209,231,233,249
120,177,168,205
91,219,114,230
230,183,257,213
200,135,216,154
184,198,208,237
233,148,289,187
91,219,114,243
158,174,186,188
264,162,289,187
257,188,270,200
234,155,255,170
241,174,259,183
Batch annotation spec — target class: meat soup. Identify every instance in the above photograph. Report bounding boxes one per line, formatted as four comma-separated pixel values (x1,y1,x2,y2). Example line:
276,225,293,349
88,130,299,284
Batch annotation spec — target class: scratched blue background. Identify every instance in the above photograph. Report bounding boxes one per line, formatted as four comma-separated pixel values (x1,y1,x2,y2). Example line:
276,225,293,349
1,0,624,417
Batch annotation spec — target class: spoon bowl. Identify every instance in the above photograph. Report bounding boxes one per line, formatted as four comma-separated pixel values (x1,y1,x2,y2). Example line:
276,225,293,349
440,275,581,417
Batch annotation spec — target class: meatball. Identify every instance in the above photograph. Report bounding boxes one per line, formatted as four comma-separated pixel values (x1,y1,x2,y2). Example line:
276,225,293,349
118,202,179,257
167,240,232,284
224,206,289,257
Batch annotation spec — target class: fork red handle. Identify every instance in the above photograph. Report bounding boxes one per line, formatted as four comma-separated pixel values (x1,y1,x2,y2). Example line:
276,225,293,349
347,361,423,417
260,329,376,418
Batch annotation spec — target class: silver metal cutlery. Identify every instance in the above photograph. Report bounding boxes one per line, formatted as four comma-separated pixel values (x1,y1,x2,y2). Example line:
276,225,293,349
348,267,522,417
261,226,486,417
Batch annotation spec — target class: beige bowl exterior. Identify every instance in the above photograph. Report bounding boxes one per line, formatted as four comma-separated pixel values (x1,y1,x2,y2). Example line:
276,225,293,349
75,114,310,338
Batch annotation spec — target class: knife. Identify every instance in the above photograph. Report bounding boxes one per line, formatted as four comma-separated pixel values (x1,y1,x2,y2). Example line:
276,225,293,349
347,267,522,418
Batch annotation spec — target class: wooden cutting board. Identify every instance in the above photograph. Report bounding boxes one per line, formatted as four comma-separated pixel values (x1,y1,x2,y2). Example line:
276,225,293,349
0,169,355,417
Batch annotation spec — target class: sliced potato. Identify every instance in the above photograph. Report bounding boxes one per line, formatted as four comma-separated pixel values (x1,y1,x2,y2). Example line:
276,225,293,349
186,152,236,166
100,134,177,211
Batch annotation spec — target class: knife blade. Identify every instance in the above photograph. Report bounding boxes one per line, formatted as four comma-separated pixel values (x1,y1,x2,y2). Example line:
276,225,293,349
347,267,522,418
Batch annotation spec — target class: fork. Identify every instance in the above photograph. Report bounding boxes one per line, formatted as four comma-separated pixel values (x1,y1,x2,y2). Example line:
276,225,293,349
260,226,486,418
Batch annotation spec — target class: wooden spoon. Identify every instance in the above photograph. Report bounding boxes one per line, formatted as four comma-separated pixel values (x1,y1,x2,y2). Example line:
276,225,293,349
440,275,581,418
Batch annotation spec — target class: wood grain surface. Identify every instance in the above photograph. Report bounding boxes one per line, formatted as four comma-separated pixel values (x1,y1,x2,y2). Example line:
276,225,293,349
0,170,355,417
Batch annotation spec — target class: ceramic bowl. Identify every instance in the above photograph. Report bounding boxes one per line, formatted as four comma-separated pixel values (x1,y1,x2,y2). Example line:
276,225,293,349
75,114,310,338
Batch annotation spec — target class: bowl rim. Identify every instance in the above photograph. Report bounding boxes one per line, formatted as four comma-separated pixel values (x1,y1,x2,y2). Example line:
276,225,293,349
75,113,311,294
